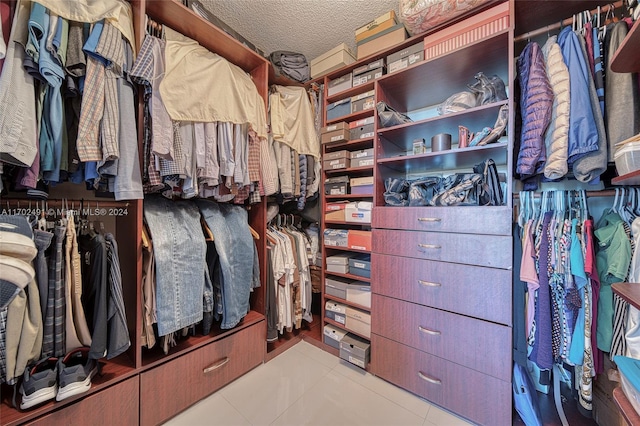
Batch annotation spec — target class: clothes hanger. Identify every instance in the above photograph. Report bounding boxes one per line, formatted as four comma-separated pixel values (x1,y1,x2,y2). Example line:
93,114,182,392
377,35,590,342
248,225,260,240
200,216,214,241
141,222,151,249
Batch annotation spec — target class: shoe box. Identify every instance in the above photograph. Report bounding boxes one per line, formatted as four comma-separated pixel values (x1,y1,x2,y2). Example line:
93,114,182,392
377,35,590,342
340,333,371,369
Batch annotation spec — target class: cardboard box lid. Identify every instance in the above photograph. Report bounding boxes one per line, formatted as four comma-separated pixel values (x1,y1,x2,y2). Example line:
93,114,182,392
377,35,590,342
353,59,385,76
325,201,348,212
324,324,347,341
346,282,371,292
327,97,351,108
326,254,354,265
326,277,353,290
351,90,375,102
325,175,350,184
323,228,349,236
349,256,371,271
340,333,371,355
346,201,373,211
325,300,347,313
387,41,424,64
355,10,397,35
324,150,350,160
311,42,356,66
357,22,406,46
350,176,374,186
321,122,349,134
346,306,371,323
349,116,375,128
328,72,353,88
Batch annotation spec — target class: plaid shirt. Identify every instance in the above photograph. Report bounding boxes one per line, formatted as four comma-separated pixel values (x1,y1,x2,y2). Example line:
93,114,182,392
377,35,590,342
76,55,105,162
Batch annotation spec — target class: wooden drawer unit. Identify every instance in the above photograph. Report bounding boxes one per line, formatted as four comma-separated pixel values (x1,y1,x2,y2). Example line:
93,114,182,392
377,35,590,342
372,229,512,269
372,334,511,426
372,206,512,235
27,376,139,426
372,294,511,380
371,253,511,325
140,321,265,426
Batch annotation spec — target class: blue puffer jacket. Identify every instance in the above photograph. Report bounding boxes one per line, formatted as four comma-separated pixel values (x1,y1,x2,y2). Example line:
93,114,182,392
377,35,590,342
557,26,599,164
516,41,553,178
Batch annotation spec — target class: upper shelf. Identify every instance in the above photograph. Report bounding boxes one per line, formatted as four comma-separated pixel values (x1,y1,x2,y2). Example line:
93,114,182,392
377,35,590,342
376,31,510,112
514,0,614,37
611,19,640,73
612,283,640,310
145,0,267,72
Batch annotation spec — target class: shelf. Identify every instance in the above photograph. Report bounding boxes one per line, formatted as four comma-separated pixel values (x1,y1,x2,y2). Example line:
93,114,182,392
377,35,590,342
141,310,265,368
612,283,640,310
377,100,508,150
325,220,371,226
376,32,509,112
324,165,374,176
378,141,508,174
611,19,640,73
612,170,640,186
327,82,375,104
1,355,137,426
326,109,375,125
324,318,371,341
515,1,613,37
324,245,371,255
323,137,374,152
613,386,640,425
145,0,267,72
326,194,373,200
324,293,371,311
324,270,371,284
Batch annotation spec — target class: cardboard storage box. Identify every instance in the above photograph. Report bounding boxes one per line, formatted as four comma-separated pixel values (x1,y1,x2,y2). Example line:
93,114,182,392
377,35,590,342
327,253,354,268
324,150,350,161
348,230,371,251
348,255,371,279
350,176,374,195
328,73,353,97
357,24,408,59
387,42,424,74
325,201,347,222
326,310,346,325
345,201,372,223
349,117,375,140
324,324,347,350
321,128,350,145
351,90,375,114
324,176,349,195
311,43,356,78
321,122,348,134
346,282,371,308
340,334,371,368
326,277,353,299
350,147,374,159
326,98,352,121
353,67,384,87
346,306,371,338
353,59,385,77
325,300,347,314
352,157,374,168
323,157,350,170
355,10,398,43
324,228,348,247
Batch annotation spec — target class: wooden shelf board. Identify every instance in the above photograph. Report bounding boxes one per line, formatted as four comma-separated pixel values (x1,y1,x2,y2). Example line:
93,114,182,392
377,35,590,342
324,270,371,283
324,293,371,311
612,170,640,186
323,138,374,152
612,283,640,310
325,220,371,226
326,194,374,200
324,165,374,175
608,18,639,73
326,109,375,125
1,355,137,426
145,0,266,72
141,310,265,369
613,386,640,425
327,82,375,104
324,245,371,255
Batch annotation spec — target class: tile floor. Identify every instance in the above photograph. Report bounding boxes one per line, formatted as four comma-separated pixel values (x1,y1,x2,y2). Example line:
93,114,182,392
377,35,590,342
162,340,475,426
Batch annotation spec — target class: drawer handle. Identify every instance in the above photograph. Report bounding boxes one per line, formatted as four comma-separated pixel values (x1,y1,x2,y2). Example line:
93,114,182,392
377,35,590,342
203,357,230,373
418,243,441,249
418,279,441,287
418,325,441,336
417,217,441,222
418,371,442,385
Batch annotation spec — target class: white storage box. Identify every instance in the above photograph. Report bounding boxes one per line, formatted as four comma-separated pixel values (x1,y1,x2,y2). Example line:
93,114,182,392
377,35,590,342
324,324,347,350
311,43,356,78
614,138,640,176
340,334,371,369
346,282,371,308
346,306,371,338
325,300,347,314
345,201,373,223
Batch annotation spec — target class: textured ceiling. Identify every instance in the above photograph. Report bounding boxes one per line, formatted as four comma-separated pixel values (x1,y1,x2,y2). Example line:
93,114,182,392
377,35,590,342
198,0,400,61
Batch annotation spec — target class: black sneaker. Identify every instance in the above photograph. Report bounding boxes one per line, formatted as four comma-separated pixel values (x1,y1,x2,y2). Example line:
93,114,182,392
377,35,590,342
20,357,58,409
56,347,99,401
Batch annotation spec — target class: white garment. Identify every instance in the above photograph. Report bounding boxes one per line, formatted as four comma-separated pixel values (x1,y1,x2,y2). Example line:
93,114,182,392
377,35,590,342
625,217,640,358
0,4,5,60
270,85,320,158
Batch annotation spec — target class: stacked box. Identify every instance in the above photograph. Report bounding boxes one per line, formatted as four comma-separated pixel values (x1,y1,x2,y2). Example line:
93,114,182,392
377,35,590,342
349,117,375,141
349,176,374,194
326,254,354,274
310,43,356,78
348,255,371,279
325,201,348,222
346,306,371,338
326,97,352,121
351,90,375,114
323,228,348,247
345,201,372,223
355,11,398,43
340,334,371,368
323,150,350,170
321,122,350,144
325,300,347,325
348,230,372,251
325,277,354,299
352,59,385,87
328,72,353,96
357,24,408,59
387,42,424,74
323,324,347,350
346,282,371,308
324,176,349,195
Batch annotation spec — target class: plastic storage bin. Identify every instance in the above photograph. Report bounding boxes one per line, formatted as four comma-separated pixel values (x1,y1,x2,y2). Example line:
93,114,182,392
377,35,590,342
614,140,640,176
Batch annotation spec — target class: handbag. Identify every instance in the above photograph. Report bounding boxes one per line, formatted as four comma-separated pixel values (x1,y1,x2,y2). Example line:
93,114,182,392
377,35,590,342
376,101,413,128
467,72,508,105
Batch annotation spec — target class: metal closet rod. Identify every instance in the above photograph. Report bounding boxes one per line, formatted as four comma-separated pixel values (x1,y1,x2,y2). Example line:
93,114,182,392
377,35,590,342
514,0,624,42
513,189,617,198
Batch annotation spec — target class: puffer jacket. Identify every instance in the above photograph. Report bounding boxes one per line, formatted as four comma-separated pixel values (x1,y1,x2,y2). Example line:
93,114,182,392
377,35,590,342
557,26,599,164
541,36,570,180
516,41,553,179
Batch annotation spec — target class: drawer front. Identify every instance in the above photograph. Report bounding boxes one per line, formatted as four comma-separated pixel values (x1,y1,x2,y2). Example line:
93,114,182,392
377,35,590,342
372,334,511,426
371,253,511,325
372,294,511,381
27,376,139,426
140,321,265,426
372,206,511,235
372,229,512,269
